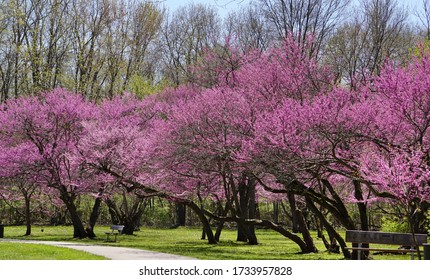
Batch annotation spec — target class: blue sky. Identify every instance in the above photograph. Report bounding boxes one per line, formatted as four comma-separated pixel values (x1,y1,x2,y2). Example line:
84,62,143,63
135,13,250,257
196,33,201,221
161,0,425,12
161,0,251,17
161,0,427,24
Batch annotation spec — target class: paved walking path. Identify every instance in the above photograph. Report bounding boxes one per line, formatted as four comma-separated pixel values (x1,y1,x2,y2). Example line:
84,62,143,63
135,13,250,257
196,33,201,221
0,239,196,260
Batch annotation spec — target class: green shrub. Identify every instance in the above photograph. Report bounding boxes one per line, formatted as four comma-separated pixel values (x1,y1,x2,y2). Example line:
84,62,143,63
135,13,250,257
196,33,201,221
143,203,173,227
380,216,409,233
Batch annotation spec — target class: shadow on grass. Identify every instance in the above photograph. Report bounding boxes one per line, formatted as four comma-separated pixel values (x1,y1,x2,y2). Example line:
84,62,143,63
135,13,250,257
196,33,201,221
4,226,348,260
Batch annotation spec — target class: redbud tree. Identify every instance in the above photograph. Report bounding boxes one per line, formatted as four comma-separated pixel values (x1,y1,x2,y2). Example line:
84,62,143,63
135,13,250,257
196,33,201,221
0,89,95,238
359,54,430,235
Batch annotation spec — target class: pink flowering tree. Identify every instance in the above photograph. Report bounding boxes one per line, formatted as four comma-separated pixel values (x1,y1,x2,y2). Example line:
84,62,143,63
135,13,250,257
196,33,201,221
246,90,364,258
0,89,95,238
75,93,161,235
188,38,244,89
144,80,320,252
235,36,333,108
74,90,216,241
358,54,430,238
148,87,260,243
215,37,336,251
246,48,430,258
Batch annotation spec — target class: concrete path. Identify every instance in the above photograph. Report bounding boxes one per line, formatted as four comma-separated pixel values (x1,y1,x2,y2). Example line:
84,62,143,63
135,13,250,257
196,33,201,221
0,239,196,260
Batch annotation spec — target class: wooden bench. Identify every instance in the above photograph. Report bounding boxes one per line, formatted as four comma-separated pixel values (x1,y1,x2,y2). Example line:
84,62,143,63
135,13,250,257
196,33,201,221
345,230,428,260
105,225,124,242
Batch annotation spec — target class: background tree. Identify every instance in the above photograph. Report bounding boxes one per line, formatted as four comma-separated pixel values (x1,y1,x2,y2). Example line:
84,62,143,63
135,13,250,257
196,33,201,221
416,0,430,39
325,0,413,87
224,3,274,52
257,0,350,58
160,3,221,86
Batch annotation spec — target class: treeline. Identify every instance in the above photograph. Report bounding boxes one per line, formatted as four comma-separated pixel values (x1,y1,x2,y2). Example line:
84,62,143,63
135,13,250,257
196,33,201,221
0,0,429,101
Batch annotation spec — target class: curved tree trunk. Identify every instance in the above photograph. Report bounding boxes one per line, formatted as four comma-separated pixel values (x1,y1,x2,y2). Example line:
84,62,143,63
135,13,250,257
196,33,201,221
59,186,87,239
186,201,216,244
246,219,313,253
214,221,224,242
202,208,313,253
296,209,317,253
306,198,351,259
86,196,103,239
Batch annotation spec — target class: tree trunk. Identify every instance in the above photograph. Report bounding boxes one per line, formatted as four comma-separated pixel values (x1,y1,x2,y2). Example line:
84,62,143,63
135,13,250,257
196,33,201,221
236,176,258,244
237,222,258,244
214,221,224,242
59,186,87,239
353,181,369,230
287,192,299,233
353,180,369,259
245,219,312,253
296,209,317,253
236,223,248,242
273,202,279,224
186,201,216,244
306,198,351,259
105,198,120,224
247,181,258,245
122,222,135,235
409,205,422,260
24,195,31,236
175,203,186,227
86,196,102,239
201,228,206,240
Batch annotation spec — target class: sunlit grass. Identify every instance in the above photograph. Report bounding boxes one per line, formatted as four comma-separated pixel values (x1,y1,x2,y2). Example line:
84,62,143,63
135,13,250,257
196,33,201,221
0,242,106,260
0,225,413,260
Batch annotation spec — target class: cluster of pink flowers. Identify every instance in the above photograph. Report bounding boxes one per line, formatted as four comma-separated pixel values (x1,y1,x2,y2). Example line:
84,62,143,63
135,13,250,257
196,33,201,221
1,38,430,235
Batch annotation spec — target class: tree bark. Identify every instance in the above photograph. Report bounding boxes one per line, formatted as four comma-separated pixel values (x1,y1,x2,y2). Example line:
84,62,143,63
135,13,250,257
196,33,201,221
296,209,317,253
24,195,31,236
175,203,186,227
202,208,313,253
59,185,87,239
353,180,369,259
105,198,120,225
306,198,351,259
214,221,224,242
86,196,102,239
236,175,258,244
247,180,258,245
287,192,299,233
273,202,279,224
185,201,216,244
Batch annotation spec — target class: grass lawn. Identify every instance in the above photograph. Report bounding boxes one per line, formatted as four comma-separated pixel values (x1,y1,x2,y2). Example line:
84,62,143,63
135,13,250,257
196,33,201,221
0,242,107,260
0,225,414,260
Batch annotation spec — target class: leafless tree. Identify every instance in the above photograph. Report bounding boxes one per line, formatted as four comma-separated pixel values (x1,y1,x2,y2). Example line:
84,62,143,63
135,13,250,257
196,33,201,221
224,3,275,52
416,0,430,39
325,0,413,87
160,3,222,86
257,0,351,58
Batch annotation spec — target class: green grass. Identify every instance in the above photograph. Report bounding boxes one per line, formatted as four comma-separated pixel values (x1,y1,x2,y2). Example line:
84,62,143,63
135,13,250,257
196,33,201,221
0,225,413,260
0,242,107,260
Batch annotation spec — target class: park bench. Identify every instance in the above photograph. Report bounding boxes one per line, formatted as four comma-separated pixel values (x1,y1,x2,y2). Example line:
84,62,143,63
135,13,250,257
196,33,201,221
345,230,428,260
105,225,124,242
